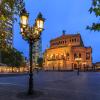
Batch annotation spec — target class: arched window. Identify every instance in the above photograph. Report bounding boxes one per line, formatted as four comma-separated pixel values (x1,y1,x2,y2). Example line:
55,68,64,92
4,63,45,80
86,52,90,60
66,53,70,60
74,38,76,42
66,53,69,57
74,53,77,59
79,53,81,58
56,54,59,59
61,55,64,59
51,54,55,60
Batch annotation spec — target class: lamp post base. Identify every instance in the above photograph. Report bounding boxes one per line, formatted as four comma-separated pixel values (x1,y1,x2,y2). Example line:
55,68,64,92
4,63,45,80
17,91,43,99
28,73,34,95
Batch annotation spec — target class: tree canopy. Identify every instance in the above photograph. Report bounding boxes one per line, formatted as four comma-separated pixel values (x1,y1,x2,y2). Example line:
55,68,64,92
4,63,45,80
87,0,100,31
0,0,25,21
0,47,26,67
0,0,25,46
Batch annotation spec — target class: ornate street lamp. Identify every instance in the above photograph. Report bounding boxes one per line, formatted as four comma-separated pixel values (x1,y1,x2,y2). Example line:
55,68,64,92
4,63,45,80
75,57,82,75
20,8,45,95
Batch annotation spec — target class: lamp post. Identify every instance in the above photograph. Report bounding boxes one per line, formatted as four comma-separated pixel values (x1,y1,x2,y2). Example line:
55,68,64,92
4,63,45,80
75,58,82,76
20,8,45,95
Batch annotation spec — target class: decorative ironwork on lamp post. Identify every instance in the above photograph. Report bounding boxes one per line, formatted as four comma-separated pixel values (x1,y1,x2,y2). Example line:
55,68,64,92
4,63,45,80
20,8,45,95
75,57,82,76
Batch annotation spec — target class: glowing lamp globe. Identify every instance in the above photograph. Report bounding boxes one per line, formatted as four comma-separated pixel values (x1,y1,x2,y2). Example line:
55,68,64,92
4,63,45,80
20,8,29,28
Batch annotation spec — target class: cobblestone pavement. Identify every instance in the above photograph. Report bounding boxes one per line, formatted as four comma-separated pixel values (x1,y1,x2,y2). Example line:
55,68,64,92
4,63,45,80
0,71,100,100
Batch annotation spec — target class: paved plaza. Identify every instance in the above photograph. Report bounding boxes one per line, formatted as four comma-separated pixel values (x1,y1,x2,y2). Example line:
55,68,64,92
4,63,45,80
0,71,100,100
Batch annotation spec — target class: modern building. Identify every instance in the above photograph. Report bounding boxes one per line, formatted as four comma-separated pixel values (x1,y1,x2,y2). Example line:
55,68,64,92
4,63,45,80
5,19,13,47
43,32,92,71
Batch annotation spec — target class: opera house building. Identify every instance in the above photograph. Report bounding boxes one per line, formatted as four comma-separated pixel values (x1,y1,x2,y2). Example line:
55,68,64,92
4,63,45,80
43,33,92,71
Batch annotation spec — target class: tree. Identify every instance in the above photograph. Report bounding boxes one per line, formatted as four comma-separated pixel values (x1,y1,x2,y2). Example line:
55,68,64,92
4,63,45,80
87,0,100,31
0,47,26,67
0,0,25,21
0,0,25,45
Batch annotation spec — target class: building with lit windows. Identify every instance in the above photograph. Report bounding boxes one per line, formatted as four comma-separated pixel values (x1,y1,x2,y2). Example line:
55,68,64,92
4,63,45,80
43,32,92,71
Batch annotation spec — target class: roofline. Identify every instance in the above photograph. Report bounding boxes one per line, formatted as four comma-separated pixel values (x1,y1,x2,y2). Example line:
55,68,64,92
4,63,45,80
50,33,81,42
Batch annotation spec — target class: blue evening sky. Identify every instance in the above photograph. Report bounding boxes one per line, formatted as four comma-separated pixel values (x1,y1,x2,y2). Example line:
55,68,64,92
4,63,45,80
14,0,100,63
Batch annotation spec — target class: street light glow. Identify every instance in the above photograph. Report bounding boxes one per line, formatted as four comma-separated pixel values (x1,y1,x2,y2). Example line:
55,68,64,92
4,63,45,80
20,8,29,28
36,20,44,30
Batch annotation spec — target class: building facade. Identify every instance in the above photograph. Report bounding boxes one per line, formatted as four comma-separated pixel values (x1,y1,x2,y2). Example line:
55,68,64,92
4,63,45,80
43,33,92,71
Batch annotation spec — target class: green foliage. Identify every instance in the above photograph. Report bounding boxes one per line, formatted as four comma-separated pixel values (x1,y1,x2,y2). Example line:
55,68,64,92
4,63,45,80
87,23,100,31
0,47,26,67
0,0,25,43
87,0,100,31
0,0,25,20
89,0,100,16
